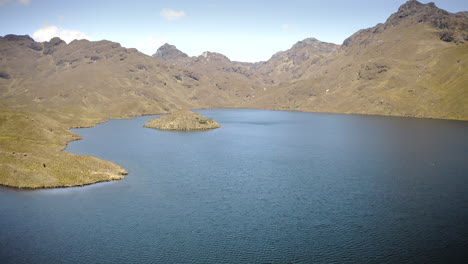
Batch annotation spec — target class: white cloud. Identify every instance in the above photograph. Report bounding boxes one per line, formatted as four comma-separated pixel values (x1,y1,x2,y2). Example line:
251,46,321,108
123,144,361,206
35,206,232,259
18,0,29,5
131,35,166,56
160,8,185,21
32,25,90,43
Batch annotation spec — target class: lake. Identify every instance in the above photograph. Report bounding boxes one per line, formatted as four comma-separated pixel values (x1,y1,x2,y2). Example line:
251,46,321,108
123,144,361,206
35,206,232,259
1,109,467,263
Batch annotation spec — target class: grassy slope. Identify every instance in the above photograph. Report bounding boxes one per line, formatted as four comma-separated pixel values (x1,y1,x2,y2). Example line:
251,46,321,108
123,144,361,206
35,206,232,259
253,23,468,120
0,110,127,188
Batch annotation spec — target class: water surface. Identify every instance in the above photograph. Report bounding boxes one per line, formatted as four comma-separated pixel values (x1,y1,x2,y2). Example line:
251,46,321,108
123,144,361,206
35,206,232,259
1,109,467,263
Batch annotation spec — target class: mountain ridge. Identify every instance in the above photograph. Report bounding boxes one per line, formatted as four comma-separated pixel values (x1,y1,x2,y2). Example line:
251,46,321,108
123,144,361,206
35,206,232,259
1,0,466,121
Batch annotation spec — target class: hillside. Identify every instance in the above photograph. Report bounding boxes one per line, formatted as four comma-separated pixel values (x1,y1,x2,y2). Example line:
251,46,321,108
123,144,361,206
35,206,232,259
0,0,467,188
152,1,467,119
249,0,468,119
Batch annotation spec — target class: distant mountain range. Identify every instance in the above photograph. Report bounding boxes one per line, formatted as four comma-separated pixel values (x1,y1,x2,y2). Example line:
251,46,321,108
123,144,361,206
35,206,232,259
1,0,467,121
149,0,468,120
0,0,467,188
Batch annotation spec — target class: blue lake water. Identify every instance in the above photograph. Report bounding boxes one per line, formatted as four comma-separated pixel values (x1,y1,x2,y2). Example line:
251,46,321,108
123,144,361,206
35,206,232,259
1,109,467,263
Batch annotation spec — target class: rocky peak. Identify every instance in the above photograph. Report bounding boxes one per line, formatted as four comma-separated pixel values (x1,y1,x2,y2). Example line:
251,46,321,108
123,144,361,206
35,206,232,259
386,0,468,43
291,38,339,53
152,43,188,61
43,37,66,55
343,0,468,47
270,38,338,62
198,51,231,63
46,37,66,46
396,0,425,13
386,0,452,29
3,34,34,42
292,38,320,49
0,34,44,52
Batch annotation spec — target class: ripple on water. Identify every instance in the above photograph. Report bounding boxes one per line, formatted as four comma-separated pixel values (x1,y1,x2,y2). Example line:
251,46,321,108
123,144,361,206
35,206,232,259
1,109,468,263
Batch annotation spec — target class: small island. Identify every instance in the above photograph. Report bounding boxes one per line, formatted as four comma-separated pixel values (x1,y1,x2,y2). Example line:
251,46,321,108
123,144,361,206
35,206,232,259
144,110,221,131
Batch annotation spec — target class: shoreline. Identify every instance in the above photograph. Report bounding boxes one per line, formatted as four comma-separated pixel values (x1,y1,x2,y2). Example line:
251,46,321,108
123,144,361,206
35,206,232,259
0,175,126,190
1,107,466,190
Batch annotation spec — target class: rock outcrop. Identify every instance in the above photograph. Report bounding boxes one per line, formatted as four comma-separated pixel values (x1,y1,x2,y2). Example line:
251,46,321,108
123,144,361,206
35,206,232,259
344,0,468,47
152,43,188,61
144,110,221,131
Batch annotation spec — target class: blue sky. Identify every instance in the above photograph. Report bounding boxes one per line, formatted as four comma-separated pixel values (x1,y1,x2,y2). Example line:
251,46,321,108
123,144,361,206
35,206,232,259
0,0,467,62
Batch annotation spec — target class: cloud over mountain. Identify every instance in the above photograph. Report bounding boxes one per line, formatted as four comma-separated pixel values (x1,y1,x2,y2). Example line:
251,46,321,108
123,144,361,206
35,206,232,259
32,25,89,43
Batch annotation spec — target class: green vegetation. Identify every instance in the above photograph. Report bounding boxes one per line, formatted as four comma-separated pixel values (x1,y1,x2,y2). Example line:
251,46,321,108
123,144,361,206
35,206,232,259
198,118,212,124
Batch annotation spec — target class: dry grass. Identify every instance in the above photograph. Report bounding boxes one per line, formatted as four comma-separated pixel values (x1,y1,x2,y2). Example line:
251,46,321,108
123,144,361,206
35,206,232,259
0,110,127,188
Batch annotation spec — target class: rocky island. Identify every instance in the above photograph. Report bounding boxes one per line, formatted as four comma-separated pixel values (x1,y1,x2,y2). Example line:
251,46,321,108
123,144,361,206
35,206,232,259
144,110,221,131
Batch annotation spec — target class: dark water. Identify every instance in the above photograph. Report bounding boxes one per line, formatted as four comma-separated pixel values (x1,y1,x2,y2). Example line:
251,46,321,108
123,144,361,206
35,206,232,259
1,109,468,264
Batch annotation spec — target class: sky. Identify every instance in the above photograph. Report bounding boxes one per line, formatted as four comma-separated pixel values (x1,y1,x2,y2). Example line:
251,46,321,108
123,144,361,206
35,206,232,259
0,0,467,62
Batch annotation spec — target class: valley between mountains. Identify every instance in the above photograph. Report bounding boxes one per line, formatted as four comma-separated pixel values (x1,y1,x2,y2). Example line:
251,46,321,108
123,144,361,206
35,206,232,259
0,0,467,188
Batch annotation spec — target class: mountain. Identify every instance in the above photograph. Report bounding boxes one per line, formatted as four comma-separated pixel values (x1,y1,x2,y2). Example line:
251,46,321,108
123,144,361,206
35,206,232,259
152,43,188,61
0,35,261,117
249,0,467,119
0,0,467,188
253,38,339,82
151,44,274,99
